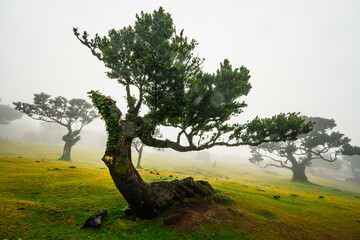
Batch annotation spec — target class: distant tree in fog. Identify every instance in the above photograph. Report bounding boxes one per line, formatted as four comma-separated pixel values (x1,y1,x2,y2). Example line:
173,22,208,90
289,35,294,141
132,128,162,169
249,116,360,183
13,93,98,161
342,144,360,181
132,138,144,169
0,99,22,125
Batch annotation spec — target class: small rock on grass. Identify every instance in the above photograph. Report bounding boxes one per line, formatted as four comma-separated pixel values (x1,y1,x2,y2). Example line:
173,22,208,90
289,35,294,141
69,166,76,169
290,194,298,197
81,208,107,229
319,196,324,199
273,195,280,200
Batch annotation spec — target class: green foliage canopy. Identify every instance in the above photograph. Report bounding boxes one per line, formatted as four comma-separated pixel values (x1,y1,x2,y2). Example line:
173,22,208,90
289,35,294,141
75,7,312,152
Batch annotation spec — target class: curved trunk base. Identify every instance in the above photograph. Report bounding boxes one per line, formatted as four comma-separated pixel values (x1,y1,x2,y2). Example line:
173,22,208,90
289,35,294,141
89,92,225,219
125,177,222,219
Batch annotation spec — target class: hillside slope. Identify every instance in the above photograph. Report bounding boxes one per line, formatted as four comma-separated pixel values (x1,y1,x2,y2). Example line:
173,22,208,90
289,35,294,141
0,140,360,239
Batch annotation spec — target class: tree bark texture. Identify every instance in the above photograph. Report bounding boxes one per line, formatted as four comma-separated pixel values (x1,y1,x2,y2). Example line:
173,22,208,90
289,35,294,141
103,136,217,218
291,164,309,183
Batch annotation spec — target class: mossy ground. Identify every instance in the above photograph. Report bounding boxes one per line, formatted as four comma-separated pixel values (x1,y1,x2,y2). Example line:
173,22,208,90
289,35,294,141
1,139,360,239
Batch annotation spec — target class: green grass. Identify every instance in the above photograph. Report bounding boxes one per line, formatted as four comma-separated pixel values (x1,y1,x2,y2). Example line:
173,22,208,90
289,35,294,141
1,139,360,239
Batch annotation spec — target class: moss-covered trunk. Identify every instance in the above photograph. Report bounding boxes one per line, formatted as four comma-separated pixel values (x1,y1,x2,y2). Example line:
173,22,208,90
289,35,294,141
90,91,218,219
103,134,217,218
103,136,158,218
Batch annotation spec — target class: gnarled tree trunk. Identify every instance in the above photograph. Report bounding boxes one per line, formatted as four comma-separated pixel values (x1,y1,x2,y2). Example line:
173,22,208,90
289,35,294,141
59,129,81,161
103,134,217,218
90,91,218,219
102,134,216,218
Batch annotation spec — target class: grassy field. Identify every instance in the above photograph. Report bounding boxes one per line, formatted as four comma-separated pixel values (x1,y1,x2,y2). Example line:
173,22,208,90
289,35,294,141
1,139,360,239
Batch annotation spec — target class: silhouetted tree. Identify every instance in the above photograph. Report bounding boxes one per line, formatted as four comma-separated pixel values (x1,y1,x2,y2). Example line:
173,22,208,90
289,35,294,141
132,128,162,169
0,99,22,125
249,117,359,183
74,7,312,218
13,93,98,161
342,144,360,181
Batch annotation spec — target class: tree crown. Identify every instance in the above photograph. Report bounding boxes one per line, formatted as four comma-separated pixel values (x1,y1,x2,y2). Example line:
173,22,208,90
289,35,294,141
75,7,313,152
13,92,98,131
249,116,359,167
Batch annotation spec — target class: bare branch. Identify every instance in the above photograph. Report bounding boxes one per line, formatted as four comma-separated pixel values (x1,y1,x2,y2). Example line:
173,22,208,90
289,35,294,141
254,162,269,169
73,27,103,61
268,162,292,169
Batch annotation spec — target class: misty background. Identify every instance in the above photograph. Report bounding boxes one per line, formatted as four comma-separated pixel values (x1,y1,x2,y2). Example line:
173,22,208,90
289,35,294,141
1,1,359,168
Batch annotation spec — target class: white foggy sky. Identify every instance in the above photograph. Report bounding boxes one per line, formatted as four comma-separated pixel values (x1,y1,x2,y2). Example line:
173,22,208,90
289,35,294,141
1,0,359,148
